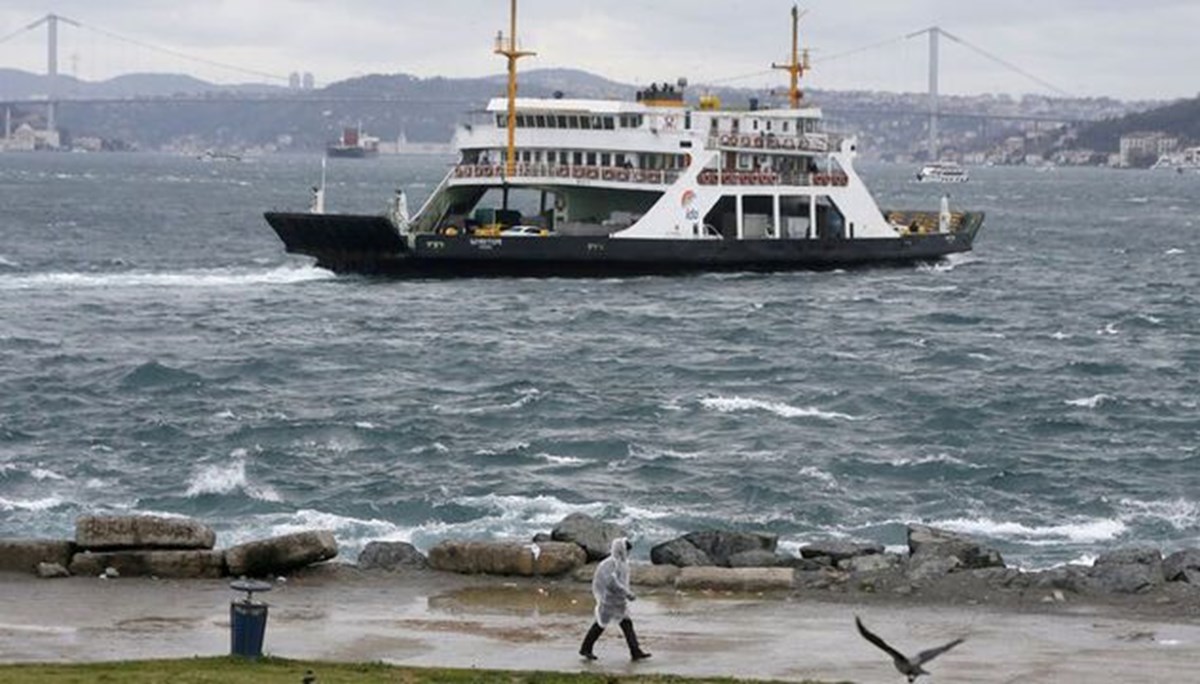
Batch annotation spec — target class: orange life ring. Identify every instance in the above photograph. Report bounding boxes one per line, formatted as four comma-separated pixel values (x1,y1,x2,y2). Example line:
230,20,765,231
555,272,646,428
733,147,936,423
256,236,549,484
482,166,494,177
813,173,829,186
753,136,764,149
602,169,615,181
586,168,599,180
616,169,631,182
783,138,795,150
556,167,569,178
740,136,751,147
720,135,734,145
572,167,586,179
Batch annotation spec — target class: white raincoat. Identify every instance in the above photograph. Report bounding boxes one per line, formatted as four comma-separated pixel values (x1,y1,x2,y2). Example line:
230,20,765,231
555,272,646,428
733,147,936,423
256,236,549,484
591,537,635,627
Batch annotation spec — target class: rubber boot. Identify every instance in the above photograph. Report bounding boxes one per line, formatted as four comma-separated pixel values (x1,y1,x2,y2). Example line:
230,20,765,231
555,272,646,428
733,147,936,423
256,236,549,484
579,622,604,660
619,618,651,661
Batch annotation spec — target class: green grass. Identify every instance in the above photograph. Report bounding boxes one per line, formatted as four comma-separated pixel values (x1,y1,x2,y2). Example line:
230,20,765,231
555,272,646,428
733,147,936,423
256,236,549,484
0,658,841,684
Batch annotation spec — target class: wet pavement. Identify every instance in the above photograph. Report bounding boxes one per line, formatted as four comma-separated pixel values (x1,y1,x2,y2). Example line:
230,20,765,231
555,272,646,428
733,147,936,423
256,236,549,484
2,571,1199,682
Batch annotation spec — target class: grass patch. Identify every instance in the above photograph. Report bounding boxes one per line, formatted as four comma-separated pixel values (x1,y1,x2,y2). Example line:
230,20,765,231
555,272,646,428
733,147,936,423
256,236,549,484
0,658,840,683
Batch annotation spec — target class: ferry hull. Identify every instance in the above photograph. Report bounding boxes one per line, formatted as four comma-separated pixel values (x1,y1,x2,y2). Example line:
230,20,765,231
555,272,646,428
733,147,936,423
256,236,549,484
264,212,983,278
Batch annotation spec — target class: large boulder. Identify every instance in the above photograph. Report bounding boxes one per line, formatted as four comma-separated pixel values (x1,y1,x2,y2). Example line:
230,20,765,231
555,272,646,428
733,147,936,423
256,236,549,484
0,539,75,574
69,550,226,579
1088,548,1164,594
674,567,794,592
801,540,885,564
427,540,585,577
728,550,796,568
225,531,338,577
683,531,778,567
1164,549,1200,584
357,541,428,571
907,524,1004,569
76,515,215,551
650,538,712,567
551,513,628,562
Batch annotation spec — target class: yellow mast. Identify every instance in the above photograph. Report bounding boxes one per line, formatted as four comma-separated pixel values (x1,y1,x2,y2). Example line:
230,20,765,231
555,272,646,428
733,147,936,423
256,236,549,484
772,5,810,109
494,0,536,177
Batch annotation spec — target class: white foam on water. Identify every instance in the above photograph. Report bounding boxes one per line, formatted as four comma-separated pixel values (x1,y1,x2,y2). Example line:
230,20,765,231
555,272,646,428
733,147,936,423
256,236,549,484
798,466,839,490
0,495,65,512
1065,393,1114,409
0,255,19,268
0,265,335,291
930,516,1127,544
1166,248,1185,256
1096,322,1120,336
1051,331,1072,341
184,455,280,502
967,353,993,362
214,409,237,420
0,623,77,635
30,468,67,481
918,252,979,273
354,421,378,430
535,453,586,466
1137,313,1164,325
433,388,542,416
701,396,859,422
1119,498,1200,531
886,453,979,469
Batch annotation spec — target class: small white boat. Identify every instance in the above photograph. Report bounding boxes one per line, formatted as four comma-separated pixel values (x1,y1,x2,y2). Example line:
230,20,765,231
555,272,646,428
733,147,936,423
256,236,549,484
917,161,969,183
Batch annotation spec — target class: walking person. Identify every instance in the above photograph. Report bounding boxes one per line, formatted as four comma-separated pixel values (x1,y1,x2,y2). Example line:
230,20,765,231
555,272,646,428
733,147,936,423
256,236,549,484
579,537,651,661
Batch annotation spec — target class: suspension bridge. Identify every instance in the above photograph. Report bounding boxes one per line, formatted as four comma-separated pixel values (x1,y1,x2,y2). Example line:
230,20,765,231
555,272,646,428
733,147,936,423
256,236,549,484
0,11,1099,153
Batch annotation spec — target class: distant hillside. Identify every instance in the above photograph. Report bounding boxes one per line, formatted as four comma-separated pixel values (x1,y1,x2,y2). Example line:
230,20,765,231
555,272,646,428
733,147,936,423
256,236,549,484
1072,95,1200,151
0,68,283,99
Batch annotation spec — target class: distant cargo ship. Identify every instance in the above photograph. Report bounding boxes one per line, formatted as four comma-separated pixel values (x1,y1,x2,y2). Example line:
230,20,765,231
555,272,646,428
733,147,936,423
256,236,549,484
326,125,379,159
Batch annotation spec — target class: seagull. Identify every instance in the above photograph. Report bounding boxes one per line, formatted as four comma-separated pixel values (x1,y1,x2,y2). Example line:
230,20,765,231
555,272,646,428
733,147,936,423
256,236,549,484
855,616,964,682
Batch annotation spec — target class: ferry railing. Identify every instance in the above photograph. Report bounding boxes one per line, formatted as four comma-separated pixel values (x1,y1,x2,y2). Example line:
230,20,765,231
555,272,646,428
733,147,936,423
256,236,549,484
709,133,831,153
452,163,680,186
696,170,850,188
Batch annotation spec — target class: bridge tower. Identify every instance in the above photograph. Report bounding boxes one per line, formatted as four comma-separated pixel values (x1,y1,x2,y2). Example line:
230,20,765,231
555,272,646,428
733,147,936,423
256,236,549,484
907,27,942,161
26,13,78,139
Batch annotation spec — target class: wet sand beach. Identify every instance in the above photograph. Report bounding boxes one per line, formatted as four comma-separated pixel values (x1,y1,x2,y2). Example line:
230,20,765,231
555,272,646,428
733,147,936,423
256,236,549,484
2,568,1198,683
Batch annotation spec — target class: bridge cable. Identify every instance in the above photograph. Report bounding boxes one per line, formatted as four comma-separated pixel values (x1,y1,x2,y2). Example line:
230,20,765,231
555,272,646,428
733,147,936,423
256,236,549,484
814,34,909,65
938,29,1072,97
0,24,33,46
72,20,291,83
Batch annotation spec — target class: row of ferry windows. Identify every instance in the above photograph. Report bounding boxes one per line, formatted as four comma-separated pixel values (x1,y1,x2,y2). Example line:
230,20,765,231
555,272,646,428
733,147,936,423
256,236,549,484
483,149,688,169
498,114,646,130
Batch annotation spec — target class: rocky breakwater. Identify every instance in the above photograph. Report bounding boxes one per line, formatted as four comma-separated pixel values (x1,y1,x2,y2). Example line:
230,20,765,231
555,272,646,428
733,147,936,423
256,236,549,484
2,515,338,580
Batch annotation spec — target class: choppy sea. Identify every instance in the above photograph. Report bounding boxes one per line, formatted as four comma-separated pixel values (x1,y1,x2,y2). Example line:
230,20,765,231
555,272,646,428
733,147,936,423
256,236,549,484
1,152,1197,570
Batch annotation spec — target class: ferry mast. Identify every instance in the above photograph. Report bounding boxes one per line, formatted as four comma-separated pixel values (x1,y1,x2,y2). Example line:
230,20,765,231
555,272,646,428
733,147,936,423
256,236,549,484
494,0,536,177
772,5,810,108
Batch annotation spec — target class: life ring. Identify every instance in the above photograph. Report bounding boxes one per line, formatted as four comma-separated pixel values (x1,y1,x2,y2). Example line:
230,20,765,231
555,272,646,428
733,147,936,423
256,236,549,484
813,173,829,186
481,166,494,177
740,136,752,147
556,166,569,178
602,169,615,181
726,173,739,186
783,138,795,150
586,168,599,180
698,170,716,185
554,196,566,211
721,135,734,145
664,115,677,129
616,169,631,182
767,137,779,149
572,167,587,179
753,136,764,149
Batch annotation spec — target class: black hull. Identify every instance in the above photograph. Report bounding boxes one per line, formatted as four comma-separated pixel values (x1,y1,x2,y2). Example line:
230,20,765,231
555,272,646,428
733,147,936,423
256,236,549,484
325,147,379,159
264,212,984,278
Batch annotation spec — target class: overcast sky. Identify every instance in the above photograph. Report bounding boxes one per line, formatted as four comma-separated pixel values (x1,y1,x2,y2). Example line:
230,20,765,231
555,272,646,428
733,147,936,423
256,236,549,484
1,0,1197,101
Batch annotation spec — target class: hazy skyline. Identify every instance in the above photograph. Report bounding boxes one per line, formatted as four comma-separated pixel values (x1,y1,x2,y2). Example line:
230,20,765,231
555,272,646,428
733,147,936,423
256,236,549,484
1,0,1197,101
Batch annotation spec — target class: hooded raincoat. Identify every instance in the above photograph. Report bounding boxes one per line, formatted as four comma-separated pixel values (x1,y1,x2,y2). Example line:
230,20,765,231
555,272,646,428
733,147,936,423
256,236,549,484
591,537,635,627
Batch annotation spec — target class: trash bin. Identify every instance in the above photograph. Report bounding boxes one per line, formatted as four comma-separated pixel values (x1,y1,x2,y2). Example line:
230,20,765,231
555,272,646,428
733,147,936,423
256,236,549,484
229,579,273,658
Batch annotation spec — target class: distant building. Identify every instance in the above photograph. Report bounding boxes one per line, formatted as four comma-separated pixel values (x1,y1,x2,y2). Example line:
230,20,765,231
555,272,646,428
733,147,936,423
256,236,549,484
302,72,315,90
1120,132,1179,168
289,72,301,89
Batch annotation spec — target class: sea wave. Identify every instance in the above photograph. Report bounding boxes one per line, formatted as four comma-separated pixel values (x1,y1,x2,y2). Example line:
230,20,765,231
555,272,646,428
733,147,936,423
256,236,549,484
1065,394,1114,409
701,396,859,421
0,255,19,268
1119,498,1200,531
929,516,1127,545
0,495,66,512
0,265,334,291
185,452,281,502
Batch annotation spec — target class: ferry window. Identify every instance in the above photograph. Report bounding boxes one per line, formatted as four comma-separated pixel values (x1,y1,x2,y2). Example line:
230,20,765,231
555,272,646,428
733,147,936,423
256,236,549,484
685,112,692,130
569,116,580,129
558,115,568,128
601,153,611,166
591,116,603,129
587,152,597,166
548,151,557,163
615,153,627,167
497,116,507,128
752,120,759,131
516,115,527,128
574,151,583,165
535,115,546,128
766,121,772,132
783,121,790,133
604,117,615,130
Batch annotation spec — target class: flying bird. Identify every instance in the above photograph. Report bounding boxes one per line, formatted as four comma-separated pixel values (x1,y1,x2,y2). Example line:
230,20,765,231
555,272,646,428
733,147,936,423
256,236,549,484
855,616,964,682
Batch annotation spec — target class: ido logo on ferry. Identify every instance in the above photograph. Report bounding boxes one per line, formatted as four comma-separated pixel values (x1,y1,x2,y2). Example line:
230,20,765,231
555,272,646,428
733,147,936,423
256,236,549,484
681,189,700,222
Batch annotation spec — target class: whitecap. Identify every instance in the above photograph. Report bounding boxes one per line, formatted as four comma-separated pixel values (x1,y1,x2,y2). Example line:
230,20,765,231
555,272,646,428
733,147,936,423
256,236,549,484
0,495,65,512
701,396,858,421
185,457,280,502
968,353,993,362
30,468,67,481
1096,322,1120,336
214,409,236,420
886,453,979,468
1166,248,1185,256
536,453,586,466
1118,498,1200,531
433,388,541,416
930,516,1126,544
0,265,335,292
1051,331,1072,341
354,421,378,430
1065,394,1113,409
798,466,839,490
0,255,19,268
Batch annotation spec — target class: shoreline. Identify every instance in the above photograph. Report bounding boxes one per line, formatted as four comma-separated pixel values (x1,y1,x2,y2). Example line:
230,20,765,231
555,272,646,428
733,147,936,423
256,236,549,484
2,565,1199,683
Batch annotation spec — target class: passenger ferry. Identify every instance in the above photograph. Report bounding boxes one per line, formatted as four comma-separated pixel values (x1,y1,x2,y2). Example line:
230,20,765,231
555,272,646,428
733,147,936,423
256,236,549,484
265,2,984,277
